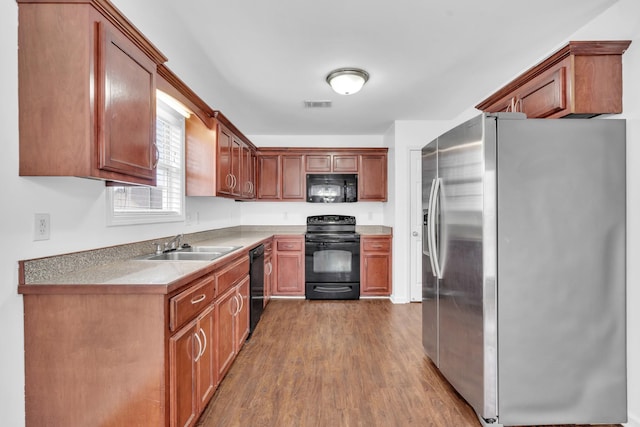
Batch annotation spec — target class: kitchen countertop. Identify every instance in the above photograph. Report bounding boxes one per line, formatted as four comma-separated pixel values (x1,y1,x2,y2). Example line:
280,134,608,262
18,225,392,294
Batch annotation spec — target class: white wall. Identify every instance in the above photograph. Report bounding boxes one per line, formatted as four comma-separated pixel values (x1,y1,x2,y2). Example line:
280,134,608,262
387,112,478,303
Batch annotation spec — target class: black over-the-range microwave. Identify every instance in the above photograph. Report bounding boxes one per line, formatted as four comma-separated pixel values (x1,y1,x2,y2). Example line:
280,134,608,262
306,174,357,203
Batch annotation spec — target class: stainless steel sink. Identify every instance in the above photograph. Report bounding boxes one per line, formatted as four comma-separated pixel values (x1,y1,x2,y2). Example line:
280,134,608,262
143,251,224,261
138,245,241,261
182,245,241,253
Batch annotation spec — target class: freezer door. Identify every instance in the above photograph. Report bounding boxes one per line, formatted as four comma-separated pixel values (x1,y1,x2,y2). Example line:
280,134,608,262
436,114,497,419
421,139,439,364
496,118,627,425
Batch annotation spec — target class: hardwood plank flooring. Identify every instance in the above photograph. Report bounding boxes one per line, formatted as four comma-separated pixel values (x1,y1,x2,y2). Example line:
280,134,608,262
195,299,621,427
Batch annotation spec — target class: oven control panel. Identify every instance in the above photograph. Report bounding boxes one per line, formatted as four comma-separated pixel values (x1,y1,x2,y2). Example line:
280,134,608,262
307,215,356,225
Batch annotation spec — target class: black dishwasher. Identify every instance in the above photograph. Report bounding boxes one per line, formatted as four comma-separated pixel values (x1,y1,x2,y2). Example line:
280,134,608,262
249,244,265,335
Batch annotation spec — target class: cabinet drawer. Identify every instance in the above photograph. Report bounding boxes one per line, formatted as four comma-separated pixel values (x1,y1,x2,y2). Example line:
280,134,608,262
215,255,250,296
363,238,391,252
276,239,303,251
170,275,215,332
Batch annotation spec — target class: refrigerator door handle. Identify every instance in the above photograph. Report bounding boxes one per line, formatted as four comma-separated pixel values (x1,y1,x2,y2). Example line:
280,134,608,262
425,178,437,275
430,177,443,279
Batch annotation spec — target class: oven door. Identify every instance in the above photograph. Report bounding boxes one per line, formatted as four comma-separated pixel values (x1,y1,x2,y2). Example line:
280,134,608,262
305,238,360,284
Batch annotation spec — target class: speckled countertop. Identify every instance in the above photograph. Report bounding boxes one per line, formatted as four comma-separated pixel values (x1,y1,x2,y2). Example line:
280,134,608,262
18,225,392,294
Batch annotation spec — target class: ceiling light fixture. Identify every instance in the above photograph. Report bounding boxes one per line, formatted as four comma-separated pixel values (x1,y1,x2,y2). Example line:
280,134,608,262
326,68,369,95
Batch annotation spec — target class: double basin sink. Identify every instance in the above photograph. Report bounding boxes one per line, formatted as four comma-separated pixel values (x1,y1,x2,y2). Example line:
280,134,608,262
138,245,241,262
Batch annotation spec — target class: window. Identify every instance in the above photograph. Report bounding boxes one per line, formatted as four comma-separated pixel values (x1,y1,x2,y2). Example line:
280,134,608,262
107,97,185,225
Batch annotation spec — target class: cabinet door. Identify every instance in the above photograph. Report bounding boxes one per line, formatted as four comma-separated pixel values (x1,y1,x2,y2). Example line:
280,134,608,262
196,305,216,411
231,136,243,197
169,320,198,427
273,237,305,295
359,154,387,201
281,155,305,200
333,155,358,172
216,287,236,381
235,277,250,349
241,143,255,199
517,65,567,118
306,154,331,172
185,115,216,196
257,155,281,199
217,124,234,196
361,236,392,296
97,22,156,183
361,253,392,295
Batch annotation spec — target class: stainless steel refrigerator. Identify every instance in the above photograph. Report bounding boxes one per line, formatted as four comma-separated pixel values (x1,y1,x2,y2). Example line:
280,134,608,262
421,113,627,425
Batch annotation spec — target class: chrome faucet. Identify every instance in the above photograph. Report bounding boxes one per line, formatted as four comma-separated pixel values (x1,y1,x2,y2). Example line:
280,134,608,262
153,234,183,254
165,234,183,252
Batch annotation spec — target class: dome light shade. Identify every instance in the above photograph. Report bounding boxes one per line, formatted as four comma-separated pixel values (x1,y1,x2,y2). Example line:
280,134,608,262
326,68,369,95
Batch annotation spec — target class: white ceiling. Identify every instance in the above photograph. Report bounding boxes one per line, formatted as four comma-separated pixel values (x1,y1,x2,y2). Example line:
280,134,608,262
139,0,619,135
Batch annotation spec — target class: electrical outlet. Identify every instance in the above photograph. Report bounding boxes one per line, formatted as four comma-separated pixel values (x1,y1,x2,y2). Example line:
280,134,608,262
34,213,50,241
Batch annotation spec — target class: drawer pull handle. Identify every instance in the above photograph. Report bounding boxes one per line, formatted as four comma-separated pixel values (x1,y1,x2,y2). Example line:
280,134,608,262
191,294,206,304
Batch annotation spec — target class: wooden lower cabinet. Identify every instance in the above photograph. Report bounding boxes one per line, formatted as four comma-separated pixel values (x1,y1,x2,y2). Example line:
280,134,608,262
235,277,250,349
20,252,250,427
216,276,250,381
264,239,273,306
360,235,393,296
272,235,305,296
170,305,216,427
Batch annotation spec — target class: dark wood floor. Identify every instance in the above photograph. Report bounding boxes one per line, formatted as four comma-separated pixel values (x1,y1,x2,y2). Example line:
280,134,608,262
195,299,621,427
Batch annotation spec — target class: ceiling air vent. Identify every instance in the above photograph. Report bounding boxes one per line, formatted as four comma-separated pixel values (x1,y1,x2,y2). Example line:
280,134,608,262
304,100,332,108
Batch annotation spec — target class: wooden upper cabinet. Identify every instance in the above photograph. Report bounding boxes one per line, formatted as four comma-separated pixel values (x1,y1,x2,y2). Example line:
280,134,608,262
256,152,305,200
333,155,358,172
241,142,256,199
306,155,332,172
185,114,216,196
212,115,256,200
97,22,157,182
305,153,358,172
359,153,388,201
257,154,281,199
216,123,235,197
476,40,631,118
282,155,305,200
256,148,387,202
17,0,167,186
